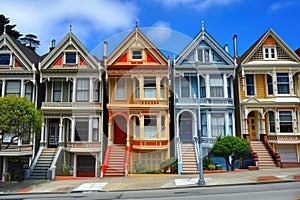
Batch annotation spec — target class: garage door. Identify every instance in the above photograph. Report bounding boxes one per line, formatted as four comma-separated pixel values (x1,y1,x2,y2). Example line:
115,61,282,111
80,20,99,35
276,145,298,162
77,155,95,177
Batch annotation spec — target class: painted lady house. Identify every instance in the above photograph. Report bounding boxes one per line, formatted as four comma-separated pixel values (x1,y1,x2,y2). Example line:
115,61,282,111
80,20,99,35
27,27,104,179
0,30,39,182
103,24,170,176
174,22,236,174
235,29,300,168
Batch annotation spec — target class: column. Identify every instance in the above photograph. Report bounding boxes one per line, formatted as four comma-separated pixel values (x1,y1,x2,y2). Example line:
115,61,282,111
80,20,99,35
72,79,76,102
20,79,24,97
58,119,63,145
2,157,7,182
41,122,45,146
205,74,210,97
1,80,5,97
225,112,229,136
126,119,130,146
71,118,75,142
89,78,93,102
289,71,294,95
107,118,113,145
207,112,211,138
223,74,228,98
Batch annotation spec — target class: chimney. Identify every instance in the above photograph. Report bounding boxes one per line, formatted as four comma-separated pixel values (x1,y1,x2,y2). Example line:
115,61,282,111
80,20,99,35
224,44,228,52
233,34,238,58
49,39,56,52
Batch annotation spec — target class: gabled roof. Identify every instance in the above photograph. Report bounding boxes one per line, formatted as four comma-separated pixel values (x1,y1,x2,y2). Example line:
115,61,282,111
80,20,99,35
40,29,101,70
238,29,300,65
0,32,39,71
175,26,235,66
106,26,168,66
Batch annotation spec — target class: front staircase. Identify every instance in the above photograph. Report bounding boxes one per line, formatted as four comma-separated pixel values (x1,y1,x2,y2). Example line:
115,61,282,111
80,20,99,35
30,148,57,179
181,143,198,174
104,146,126,177
250,141,276,168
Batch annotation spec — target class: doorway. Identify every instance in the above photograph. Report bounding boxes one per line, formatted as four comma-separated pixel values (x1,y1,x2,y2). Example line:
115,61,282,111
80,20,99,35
113,115,127,145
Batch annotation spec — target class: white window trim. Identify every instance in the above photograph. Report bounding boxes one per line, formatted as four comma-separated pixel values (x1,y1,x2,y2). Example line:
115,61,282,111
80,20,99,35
131,50,143,61
263,46,277,60
52,80,62,102
0,51,12,66
245,74,256,97
266,74,274,96
64,51,78,65
115,77,126,100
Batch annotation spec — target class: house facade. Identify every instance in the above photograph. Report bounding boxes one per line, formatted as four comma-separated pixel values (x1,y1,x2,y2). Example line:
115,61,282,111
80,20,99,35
38,29,104,178
0,31,39,181
103,26,170,176
235,29,300,164
174,24,236,173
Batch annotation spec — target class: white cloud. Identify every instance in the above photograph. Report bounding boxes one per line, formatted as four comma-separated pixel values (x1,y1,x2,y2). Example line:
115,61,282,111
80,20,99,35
0,0,138,54
154,0,240,11
147,21,172,42
268,0,295,14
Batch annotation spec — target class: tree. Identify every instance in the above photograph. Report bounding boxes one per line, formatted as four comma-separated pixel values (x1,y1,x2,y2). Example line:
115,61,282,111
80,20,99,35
0,14,22,39
20,33,40,51
0,96,41,150
212,135,250,171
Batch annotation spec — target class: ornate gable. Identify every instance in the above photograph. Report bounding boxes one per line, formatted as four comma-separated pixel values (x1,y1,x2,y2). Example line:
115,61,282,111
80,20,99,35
240,29,300,65
107,26,168,68
0,32,37,72
176,26,234,67
40,30,101,71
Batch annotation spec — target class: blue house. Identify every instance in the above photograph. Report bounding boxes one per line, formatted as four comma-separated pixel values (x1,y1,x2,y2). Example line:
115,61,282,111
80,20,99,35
174,22,236,174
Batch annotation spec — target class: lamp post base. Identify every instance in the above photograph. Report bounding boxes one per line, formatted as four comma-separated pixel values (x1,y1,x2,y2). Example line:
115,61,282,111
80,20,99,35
197,178,206,185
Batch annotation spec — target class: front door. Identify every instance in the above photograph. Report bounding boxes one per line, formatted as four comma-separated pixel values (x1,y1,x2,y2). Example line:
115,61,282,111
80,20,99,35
114,116,127,145
179,112,193,143
48,123,59,148
248,116,257,140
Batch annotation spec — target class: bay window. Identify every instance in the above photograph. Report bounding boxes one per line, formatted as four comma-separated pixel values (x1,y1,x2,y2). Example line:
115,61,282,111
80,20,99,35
144,115,157,138
211,113,225,137
144,77,156,99
53,81,62,102
277,73,289,94
5,80,21,97
246,74,255,96
210,75,223,97
279,111,293,133
76,78,89,102
75,118,89,141
181,76,190,97
267,74,273,95
116,77,125,99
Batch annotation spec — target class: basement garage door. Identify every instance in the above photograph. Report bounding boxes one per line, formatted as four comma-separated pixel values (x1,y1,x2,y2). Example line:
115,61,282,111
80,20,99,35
276,145,298,162
77,155,95,177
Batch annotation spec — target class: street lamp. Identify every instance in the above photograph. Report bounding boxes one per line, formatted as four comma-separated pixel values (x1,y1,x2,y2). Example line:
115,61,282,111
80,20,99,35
195,63,205,185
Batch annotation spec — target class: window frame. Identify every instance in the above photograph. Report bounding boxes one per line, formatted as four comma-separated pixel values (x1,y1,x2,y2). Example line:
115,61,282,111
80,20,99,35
116,77,126,100
76,78,90,102
0,53,11,66
53,81,62,102
210,75,224,98
266,74,274,96
132,50,142,60
144,115,158,139
211,113,225,137
75,118,89,142
279,110,293,133
143,77,157,99
263,46,277,60
277,73,289,95
180,76,190,98
268,111,275,133
5,80,21,97
246,74,255,96
65,52,77,64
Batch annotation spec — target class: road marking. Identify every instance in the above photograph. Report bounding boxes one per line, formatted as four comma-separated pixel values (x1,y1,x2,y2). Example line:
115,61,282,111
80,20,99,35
175,178,211,186
72,182,107,192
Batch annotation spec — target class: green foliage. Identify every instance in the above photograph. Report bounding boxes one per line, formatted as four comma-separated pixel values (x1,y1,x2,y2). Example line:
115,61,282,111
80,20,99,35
0,96,41,147
133,160,147,173
203,155,213,170
212,136,250,171
20,33,40,51
207,163,216,170
0,14,22,39
59,165,71,176
160,157,177,174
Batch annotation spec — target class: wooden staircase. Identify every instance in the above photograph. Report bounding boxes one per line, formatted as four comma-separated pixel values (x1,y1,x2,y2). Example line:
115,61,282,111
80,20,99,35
250,140,276,169
30,148,57,179
181,143,198,174
104,145,126,177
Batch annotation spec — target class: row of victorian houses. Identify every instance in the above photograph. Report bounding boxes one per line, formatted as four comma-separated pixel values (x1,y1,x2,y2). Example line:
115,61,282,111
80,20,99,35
1,22,300,182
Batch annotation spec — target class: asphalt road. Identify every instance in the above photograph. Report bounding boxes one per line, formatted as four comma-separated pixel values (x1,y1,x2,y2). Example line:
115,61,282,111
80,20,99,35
0,181,299,200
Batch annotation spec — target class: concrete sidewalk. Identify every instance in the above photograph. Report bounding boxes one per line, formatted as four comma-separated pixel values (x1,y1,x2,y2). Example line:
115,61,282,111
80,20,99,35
1,168,300,194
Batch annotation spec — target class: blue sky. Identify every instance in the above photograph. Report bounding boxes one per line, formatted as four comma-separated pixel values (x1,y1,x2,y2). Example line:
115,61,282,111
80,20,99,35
1,0,299,59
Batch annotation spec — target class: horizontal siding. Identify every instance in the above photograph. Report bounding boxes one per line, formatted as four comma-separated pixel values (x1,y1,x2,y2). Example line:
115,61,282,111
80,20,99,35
239,76,245,100
256,74,266,99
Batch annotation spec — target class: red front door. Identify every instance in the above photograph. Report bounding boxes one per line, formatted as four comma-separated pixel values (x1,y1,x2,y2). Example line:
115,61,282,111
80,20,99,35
114,116,127,145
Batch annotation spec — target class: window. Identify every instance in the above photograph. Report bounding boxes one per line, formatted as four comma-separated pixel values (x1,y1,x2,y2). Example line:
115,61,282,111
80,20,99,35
69,82,73,102
160,78,166,99
277,73,289,94
93,81,99,102
213,52,222,62
25,82,33,101
228,113,233,136
267,74,273,95
76,78,89,102
116,77,125,99
200,76,206,98
161,116,166,138
268,112,275,133
135,117,140,138
135,78,140,99
132,50,142,60
5,80,21,97
0,54,10,65
92,118,99,141
210,76,223,97
201,113,207,137
65,52,76,64
181,76,190,97
144,77,156,98
227,77,232,98
144,115,157,138
246,74,255,96
197,49,210,62
211,113,225,137
263,47,277,59
279,111,293,133
53,81,62,102
75,118,89,141
0,81,2,96
140,151,164,170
